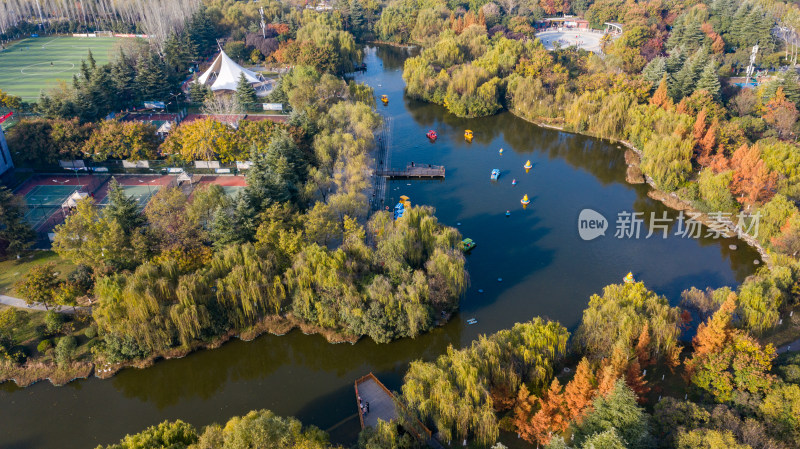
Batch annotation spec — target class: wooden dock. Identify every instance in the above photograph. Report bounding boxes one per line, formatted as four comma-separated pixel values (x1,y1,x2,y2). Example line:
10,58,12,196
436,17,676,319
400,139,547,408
354,373,443,448
378,163,445,179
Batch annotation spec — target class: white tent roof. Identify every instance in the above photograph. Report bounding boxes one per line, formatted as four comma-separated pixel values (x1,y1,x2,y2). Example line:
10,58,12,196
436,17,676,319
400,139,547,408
62,191,88,209
197,50,262,91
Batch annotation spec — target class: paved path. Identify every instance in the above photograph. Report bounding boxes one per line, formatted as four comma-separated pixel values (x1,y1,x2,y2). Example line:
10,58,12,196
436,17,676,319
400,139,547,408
0,294,87,314
778,338,800,354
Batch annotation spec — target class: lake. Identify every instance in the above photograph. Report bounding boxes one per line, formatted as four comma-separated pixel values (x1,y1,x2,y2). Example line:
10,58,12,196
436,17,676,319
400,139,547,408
0,45,759,449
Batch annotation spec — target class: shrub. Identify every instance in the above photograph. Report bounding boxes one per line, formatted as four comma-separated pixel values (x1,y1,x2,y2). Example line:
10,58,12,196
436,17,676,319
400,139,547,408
54,336,77,366
37,339,52,353
84,326,97,339
44,310,65,335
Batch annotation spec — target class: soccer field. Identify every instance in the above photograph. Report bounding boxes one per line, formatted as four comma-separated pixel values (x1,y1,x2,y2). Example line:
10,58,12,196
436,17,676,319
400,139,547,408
0,36,123,100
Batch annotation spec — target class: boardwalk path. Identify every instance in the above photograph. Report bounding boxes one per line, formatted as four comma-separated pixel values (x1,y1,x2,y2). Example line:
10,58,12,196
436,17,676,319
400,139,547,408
356,374,398,428
355,373,444,449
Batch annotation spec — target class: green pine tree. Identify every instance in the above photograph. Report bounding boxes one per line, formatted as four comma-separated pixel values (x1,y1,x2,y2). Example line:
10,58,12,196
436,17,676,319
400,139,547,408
188,6,217,57
672,47,709,101
87,49,96,70
135,52,171,102
189,82,212,104
695,61,721,100
235,73,259,112
210,206,237,249
231,192,257,242
103,178,145,233
642,57,666,88
571,380,652,449
349,0,365,39
0,186,35,258
111,50,136,110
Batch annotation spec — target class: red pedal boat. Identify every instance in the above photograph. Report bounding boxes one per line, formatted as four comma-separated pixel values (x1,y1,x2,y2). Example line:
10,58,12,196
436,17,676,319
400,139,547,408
426,130,437,140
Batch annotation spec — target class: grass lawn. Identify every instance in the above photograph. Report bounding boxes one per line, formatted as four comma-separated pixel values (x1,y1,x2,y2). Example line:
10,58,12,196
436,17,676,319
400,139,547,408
0,304,47,344
0,251,76,297
0,36,125,100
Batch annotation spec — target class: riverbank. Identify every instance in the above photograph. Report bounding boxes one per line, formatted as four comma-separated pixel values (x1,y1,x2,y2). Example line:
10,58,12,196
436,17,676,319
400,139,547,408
508,108,771,265
0,314,361,387
365,40,418,49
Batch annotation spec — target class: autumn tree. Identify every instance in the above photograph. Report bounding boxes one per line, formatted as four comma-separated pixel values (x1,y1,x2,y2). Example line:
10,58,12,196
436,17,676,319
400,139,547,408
530,379,568,445
729,144,777,206
597,343,630,397
514,384,538,443
685,295,777,402
650,77,673,110
697,119,718,166
563,358,596,423
161,118,240,162
634,323,651,367
693,108,708,141
82,120,160,161
763,87,799,138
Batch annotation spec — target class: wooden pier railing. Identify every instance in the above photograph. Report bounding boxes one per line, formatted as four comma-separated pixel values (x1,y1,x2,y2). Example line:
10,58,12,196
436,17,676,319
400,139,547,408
354,372,437,445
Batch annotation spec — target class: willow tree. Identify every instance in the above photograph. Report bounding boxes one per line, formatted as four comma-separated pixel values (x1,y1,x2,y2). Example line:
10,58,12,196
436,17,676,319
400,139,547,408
209,243,286,328
575,282,682,365
402,318,569,445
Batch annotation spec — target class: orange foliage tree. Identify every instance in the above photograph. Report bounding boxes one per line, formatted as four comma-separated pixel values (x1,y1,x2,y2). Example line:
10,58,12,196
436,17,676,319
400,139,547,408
684,295,777,401
634,323,652,367
650,77,673,110
763,87,799,138
514,379,569,445
597,343,629,397
563,358,597,423
729,144,777,206
693,108,708,141
697,119,719,166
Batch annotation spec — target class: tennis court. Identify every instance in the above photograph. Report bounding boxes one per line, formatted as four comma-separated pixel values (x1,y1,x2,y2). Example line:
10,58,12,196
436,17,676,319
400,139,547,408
195,175,247,196
93,174,176,210
21,184,81,230
97,184,159,209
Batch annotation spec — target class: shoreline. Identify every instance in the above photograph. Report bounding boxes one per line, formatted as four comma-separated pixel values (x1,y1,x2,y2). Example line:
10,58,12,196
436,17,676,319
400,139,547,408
365,40,418,49
508,108,771,264
0,314,361,388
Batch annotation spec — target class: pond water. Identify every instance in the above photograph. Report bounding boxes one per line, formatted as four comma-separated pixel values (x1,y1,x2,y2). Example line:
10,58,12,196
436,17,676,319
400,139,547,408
0,46,759,449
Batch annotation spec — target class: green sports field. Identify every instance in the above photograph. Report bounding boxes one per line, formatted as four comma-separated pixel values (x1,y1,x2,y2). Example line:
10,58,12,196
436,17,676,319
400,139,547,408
0,36,122,100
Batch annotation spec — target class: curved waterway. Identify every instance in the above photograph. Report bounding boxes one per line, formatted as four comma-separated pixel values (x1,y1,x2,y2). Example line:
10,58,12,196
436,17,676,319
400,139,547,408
0,46,759,449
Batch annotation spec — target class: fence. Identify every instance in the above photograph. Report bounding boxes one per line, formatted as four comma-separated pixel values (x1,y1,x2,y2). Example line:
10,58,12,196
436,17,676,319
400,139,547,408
22,159,250,176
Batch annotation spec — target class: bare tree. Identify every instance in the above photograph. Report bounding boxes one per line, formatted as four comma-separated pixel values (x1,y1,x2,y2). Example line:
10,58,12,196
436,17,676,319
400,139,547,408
201,93,243,116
